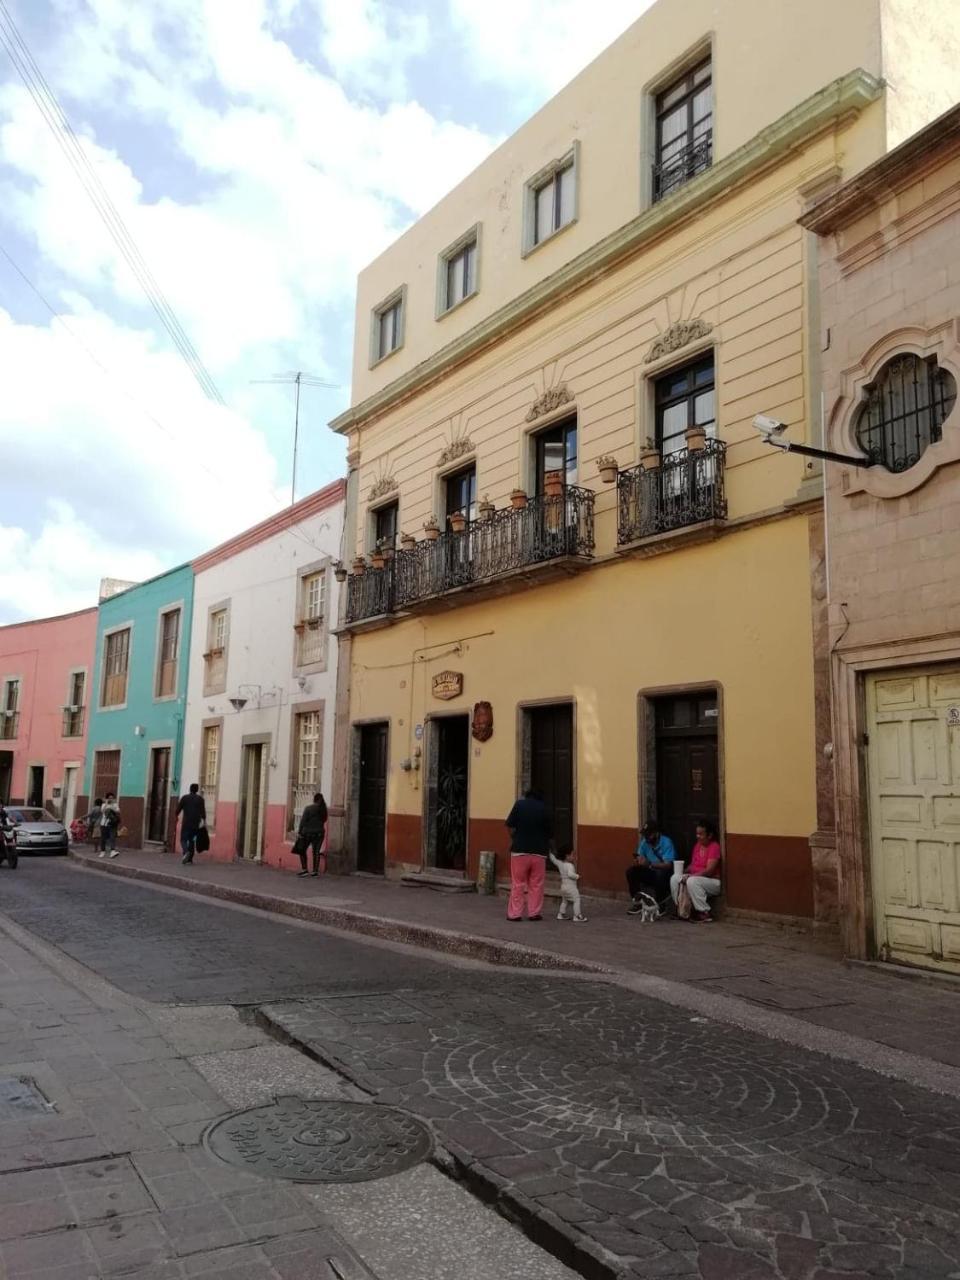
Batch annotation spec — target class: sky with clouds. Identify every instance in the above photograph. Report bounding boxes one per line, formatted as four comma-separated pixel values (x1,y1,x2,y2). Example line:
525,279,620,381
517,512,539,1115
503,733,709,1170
0,0,651,623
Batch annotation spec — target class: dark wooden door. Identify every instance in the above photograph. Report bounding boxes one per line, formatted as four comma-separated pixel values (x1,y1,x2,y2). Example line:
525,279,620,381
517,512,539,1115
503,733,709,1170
27,766,45,809
432,715,468,871
655,693,719,862
358,724,388,874
529,704,574,852
147,748,170,843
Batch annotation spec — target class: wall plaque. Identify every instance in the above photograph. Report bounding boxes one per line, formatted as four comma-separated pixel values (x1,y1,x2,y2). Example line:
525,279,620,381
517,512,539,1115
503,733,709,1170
432,671,463,701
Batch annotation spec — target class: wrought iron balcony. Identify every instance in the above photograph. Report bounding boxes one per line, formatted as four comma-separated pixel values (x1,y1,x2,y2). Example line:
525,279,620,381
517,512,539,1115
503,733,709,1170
653,133,713,202
617,440,727,546
0,711,19,741
346,486,595,625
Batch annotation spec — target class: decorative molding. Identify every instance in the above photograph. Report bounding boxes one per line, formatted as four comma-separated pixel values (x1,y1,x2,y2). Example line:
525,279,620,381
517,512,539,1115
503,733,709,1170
437,437,475,466
644,319,713,364
526,385,573,422
369,475,398,501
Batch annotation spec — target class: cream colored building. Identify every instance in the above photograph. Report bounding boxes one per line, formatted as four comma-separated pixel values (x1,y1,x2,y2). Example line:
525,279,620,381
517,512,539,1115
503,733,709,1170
329,0,959,918
803,105,960,970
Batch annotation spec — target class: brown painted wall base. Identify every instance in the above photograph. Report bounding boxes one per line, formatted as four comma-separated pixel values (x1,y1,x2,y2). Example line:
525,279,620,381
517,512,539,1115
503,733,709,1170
386,812,422,871
725,832,814,918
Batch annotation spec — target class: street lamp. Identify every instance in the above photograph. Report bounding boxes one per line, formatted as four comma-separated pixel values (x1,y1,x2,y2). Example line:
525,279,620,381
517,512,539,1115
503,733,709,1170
753,415,870,467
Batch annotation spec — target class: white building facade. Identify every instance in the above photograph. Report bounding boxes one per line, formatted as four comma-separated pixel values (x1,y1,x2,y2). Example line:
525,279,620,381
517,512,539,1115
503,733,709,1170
180,480,346,870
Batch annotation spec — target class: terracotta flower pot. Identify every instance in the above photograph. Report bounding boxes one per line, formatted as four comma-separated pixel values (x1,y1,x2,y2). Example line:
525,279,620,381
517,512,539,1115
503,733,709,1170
599,464,618,484
685,425,707,452
351,556,366,576
510,489,528,509
449,512,467,533
544,470,564,498
400,534,416,552
371,550,385,570
640,448,661,472
333,562,347,583
478,500,494,522
423,523,440,541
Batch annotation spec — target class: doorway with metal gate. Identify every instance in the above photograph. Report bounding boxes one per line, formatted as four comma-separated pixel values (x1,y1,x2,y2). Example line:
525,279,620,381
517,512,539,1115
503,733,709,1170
146,747,171,844
642,689,720,863
520,702,575,853
425,714,469,872
356,723,388,874
238,740,268,861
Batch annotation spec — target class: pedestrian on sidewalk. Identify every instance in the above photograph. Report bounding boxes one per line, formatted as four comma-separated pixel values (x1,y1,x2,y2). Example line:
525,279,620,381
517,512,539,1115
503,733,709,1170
549,845,587,922
296,792,328,878
176,784,207,865
627,819,676,916
505,788,552,921
98,793,121,859
670,821,722,922
85,798,103,853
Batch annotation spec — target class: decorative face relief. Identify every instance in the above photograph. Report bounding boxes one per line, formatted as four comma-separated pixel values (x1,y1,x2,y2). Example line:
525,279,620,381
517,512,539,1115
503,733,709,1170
472,701,493,742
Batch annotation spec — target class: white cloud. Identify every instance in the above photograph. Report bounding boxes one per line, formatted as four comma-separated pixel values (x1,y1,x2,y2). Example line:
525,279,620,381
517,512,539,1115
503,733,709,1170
314,0,430,99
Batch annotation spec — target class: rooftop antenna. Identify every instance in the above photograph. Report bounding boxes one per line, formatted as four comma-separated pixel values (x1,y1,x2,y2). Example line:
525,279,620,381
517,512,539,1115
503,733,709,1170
251,371,338,504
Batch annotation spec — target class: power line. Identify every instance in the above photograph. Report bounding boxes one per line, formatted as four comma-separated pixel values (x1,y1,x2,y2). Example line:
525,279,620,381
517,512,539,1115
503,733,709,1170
0,0,225,406
251,371,338,504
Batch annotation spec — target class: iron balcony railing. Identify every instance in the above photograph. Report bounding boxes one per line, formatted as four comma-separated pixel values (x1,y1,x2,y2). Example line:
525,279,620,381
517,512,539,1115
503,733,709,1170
0,710,19,740
653,133,713,202
346,486,595,624
617,439,727,545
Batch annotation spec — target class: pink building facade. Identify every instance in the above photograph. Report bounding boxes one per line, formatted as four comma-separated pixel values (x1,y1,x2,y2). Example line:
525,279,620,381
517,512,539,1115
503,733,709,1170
0,607,98,824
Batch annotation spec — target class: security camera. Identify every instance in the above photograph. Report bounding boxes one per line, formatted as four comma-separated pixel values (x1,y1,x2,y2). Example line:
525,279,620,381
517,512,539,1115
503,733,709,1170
753,414,788,438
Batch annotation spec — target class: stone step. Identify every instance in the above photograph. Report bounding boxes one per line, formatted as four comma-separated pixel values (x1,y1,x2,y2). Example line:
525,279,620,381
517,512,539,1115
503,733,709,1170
400,871,476,893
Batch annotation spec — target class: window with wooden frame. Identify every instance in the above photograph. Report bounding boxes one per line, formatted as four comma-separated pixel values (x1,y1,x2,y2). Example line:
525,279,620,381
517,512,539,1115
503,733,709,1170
529,156,576,249
156,608,181,698
440,231,478,314
371,501,398,553
444,465,477,522
93,749,120,801
372,290,404,364
653,58,713,202
290,710,322,831
101,629,130,707
200,724,220,824
62,671,86,737
204,608,228,693
534,418,578,493
296,571,327,667
1,678,19,740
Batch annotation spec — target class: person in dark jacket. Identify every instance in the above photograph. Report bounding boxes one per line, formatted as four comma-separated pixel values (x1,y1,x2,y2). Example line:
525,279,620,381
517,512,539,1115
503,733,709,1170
176,784,207,865
297,792,328,877
504,788,553,921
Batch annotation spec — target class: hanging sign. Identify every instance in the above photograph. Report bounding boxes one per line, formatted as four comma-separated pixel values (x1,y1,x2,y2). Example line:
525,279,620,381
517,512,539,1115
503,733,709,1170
432,671,463,701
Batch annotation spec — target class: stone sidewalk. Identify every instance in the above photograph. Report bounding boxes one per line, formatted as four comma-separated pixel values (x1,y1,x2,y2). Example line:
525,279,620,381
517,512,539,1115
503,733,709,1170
68,846,960,1074
0,909,576,1279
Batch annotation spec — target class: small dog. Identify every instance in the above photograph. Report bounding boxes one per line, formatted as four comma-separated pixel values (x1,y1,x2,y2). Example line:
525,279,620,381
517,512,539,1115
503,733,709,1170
634,892,661,923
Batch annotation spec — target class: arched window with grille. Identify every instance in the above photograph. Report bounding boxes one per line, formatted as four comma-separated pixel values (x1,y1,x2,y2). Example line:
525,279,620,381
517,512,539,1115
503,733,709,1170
855,354,956,472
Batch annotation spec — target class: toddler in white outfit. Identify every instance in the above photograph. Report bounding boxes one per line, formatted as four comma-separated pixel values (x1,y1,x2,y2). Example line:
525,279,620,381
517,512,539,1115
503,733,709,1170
549,847,587,922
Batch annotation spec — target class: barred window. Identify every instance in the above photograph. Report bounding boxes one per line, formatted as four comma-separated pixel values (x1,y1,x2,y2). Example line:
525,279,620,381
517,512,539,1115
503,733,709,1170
856,354,956,473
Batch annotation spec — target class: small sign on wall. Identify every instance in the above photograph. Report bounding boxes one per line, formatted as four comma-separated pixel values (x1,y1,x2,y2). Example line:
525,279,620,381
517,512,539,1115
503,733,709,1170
947,706,960,727
432,671,463,701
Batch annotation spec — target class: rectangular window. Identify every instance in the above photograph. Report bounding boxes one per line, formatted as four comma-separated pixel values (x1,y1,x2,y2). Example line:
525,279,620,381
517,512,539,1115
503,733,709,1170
101,629,130,707
290,710,322,831
653,58,713,202
200,724,220,825
63,671,86,737
441,234,478,313
532,159,575,247
204,608,228,694
535,418,578,493
372,501,399,552
373,290,405,363
156,608,181,698
1,678,19,740
444,465,477,521
654,355,716,456
93,749,120,802
296,571,327,667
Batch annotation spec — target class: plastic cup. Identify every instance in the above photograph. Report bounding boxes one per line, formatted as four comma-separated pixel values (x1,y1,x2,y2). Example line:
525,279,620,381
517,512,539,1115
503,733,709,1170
673,860,684,876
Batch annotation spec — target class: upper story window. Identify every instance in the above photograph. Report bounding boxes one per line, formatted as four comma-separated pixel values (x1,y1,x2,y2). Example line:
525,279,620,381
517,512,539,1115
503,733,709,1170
101,628,130,708
655,355,716,458
200,723,221,822
1,678,19,740
445,465,477,522
204,607,228,695
63,671,86,737
296,571,327,667
371,289,405,365
156,607,181,698
372,501,398,552
440,229,479,315
535,418,578,493
653,59,713,202
524,147,578,255
855,354,956,473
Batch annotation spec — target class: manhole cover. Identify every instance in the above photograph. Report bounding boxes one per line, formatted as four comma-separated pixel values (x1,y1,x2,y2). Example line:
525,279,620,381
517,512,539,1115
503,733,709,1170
203,1096,432,1184
0,1077,54,1120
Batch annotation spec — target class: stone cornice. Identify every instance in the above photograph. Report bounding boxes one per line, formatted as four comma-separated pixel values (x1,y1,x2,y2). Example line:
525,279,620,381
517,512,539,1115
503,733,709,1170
331,69,882,436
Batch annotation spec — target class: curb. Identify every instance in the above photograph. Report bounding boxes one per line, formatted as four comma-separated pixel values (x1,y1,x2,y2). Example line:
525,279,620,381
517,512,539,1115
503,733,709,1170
69,851,606,976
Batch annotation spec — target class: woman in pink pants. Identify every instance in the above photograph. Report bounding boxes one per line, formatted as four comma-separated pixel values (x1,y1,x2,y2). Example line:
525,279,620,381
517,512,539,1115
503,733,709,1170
505,789,553,921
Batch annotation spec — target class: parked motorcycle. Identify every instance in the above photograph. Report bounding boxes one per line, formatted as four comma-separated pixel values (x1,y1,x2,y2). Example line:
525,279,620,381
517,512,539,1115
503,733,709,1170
0,807,17,869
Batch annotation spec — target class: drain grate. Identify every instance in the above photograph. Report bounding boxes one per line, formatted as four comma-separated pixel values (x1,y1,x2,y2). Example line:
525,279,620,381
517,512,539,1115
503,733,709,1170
0,1076,55,1120
203,1096,432,1184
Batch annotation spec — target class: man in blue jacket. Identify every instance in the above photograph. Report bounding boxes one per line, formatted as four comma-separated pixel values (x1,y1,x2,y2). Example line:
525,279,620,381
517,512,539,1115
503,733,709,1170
626,819,676,914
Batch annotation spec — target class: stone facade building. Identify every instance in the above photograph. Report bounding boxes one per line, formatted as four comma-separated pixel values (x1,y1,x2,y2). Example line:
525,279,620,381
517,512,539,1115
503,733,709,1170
803,104,960,970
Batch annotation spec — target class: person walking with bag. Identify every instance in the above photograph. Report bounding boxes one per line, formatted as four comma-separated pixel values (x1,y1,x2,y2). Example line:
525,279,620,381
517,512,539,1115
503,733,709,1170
296,792,327,877
176,783,207,865
505,788,552,921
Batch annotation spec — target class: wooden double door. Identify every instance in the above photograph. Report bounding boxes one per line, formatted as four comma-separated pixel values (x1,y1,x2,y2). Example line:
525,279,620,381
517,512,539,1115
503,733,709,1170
528,704,574,853
357,723,388,874
654,693,719,863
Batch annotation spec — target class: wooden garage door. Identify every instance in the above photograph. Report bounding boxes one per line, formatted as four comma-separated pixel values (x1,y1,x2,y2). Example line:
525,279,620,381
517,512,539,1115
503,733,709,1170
867,667,960,971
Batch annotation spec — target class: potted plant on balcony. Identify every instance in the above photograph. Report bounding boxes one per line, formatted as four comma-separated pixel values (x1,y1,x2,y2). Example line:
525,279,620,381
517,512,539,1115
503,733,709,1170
640,440,661,472
351,555,367,576
370,545,385,571
596,454,619,484
333,561,347,583
685,424,707,451
400,531,416,552
448,509,467,534
543,469,564,499
478,495,495,521
423,515,441,541
510,488,528,509
381,540,395,562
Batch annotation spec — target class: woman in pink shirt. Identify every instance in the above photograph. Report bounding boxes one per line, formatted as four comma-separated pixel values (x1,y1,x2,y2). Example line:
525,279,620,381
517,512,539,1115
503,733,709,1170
670,821,722,922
